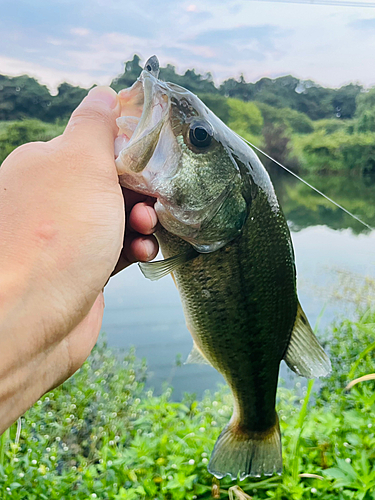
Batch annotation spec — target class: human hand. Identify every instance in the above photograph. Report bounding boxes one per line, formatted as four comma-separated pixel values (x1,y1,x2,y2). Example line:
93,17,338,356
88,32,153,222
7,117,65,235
0,86,158,432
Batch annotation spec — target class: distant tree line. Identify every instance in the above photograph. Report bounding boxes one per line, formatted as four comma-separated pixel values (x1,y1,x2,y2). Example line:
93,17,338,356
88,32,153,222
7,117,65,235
0,54,371,125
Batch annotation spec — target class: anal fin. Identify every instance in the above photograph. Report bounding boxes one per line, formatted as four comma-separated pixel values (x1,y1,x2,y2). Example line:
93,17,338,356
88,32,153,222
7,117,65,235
185,342,212,366
284,303,331,378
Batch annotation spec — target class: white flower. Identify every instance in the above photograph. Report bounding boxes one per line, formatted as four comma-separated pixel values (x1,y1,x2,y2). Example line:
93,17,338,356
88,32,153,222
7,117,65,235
107,460,113,466
199,427,205,432
46,447,51,452
55,437,61,442
202,458,208,464
345,458,351,463
201,452,208,457
19,473,24,478
311,488,317,494
50,456,56,461
31,460,37,465
188,459,195,465
168,475,173,480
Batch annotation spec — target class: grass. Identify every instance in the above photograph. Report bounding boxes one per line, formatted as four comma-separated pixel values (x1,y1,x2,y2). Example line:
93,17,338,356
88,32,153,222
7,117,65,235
0,306,374,499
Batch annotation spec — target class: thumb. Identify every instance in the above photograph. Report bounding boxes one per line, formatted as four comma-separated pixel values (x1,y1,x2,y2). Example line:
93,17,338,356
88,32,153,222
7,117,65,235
63,86,121,158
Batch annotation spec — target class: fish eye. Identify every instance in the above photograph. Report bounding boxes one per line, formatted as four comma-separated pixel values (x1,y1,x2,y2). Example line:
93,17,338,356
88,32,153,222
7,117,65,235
189,123,212,149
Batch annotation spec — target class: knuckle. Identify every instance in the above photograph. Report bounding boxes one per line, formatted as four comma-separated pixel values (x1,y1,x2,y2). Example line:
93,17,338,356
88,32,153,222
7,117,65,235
70,104,113,130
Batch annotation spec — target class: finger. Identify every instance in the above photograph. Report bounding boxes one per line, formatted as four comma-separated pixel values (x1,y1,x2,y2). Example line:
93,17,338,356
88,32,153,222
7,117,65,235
128,201,158,235
122,187,150,210
112,234,159,276
63,86,121,175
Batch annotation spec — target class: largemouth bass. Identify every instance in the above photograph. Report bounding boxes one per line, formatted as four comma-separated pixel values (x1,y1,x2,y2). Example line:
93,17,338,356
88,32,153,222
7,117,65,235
114,56,331,480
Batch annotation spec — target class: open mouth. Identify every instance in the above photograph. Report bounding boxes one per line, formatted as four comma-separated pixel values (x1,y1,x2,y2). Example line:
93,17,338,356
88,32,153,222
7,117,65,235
114,59,170,171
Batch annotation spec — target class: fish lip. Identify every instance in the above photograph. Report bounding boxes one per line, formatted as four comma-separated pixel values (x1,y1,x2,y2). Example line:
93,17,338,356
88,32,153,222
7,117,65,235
117,71,170,157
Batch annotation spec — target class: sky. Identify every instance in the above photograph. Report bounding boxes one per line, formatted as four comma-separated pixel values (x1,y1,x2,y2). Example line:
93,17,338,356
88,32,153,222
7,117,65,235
1,0,375,92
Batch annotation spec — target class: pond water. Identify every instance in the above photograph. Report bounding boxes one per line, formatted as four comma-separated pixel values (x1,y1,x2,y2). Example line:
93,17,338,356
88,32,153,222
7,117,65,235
102,171,375,399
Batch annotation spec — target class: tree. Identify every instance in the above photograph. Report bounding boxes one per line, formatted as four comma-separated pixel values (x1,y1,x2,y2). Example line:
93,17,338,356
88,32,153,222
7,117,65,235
47,83,87,122
111,55,143,92
0,75,52,121
332,84,362,119
219,75,254,101
355,88,375,133
227,98,263,135
198,94,230,124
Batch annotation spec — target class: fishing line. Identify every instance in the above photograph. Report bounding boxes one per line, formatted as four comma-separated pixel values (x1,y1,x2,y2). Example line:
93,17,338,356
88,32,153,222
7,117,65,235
238,135,374,231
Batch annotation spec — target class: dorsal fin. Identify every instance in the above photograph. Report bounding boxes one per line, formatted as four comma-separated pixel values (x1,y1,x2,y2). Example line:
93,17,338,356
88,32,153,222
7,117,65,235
284,303,331,378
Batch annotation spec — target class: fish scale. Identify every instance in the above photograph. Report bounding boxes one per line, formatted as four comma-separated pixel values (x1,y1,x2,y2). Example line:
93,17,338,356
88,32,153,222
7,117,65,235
158,189,297,435
115,55,331,480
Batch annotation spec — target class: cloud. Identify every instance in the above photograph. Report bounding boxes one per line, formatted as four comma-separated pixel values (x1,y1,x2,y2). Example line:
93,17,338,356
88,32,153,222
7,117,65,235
184,24,289,65
349,18,375,30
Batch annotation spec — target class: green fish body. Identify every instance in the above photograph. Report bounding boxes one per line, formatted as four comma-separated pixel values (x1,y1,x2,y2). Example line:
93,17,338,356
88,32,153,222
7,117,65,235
115,56,331,480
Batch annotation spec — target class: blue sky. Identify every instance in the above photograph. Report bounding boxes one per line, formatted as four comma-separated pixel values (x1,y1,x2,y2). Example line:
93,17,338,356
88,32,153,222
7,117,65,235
1,0,375,91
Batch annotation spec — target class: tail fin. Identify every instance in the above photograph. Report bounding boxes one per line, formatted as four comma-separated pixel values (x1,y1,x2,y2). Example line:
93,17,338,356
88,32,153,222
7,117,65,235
208,416,282,480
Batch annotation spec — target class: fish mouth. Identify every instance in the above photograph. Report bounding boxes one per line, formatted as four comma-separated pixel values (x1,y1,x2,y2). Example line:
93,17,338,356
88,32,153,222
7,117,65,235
114,59,170,183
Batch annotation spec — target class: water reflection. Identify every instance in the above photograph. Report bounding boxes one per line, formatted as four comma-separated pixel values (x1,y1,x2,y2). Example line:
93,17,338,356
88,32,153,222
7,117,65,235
269,168,375,233
102,171,375,399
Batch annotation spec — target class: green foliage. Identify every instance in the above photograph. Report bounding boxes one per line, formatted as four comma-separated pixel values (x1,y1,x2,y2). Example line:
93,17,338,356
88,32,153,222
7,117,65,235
111,55,143,92
293,130,375,176
255,102,314,134
355,89,375,133
48,83,87,121
198,94,230,124
1,309,375,499
313,119,348,135
0,75,52,121
0,55,367,128
274,173,375,233
332,84,362,120
227,98,263,136
0,120,64,165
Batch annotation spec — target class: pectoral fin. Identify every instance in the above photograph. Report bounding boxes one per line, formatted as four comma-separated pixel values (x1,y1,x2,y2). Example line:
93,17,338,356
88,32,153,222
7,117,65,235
284,303,331,378
185,342,212,366
138,248,198,281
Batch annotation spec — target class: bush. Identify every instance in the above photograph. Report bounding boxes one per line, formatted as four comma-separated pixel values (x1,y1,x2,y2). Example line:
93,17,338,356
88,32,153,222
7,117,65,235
1,307,375,499
293,130,375,175
0,120,64,165
256,102,314,135
227,98,263,136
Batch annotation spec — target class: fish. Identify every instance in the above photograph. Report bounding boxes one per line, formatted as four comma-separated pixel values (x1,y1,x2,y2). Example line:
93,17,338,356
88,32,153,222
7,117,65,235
114,55,331,481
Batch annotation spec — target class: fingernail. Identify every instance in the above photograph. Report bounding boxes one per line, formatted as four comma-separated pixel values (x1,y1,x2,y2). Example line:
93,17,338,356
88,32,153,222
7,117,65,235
146,205,158,231
85,86,119,109
143,238,156,260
